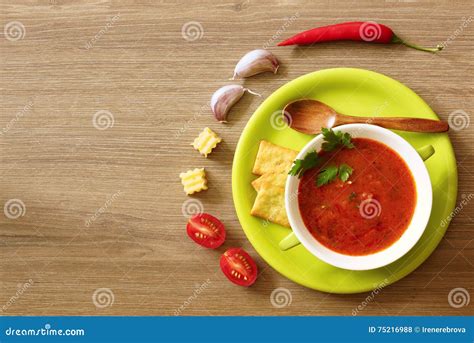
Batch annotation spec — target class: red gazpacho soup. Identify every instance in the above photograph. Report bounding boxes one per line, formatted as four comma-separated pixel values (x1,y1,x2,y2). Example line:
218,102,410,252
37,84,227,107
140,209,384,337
298,138,416,256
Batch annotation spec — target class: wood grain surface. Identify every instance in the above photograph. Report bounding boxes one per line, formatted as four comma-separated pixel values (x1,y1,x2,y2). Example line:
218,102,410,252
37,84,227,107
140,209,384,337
1,0,473,316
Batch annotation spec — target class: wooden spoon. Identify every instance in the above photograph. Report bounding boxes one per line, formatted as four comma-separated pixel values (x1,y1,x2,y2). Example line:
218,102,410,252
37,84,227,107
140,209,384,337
283,99,449,134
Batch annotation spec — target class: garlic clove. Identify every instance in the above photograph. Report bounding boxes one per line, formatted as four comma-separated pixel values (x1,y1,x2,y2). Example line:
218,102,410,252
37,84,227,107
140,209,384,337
232,49,279,79
211,85,244,122
211,85,260,122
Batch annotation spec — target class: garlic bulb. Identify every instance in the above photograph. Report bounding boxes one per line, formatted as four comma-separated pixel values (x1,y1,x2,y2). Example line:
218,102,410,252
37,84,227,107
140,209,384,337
211,85,260,122
232,49,279,79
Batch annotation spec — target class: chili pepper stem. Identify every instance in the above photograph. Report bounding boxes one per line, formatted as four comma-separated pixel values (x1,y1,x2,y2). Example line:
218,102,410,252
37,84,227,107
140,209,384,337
392,35,443,53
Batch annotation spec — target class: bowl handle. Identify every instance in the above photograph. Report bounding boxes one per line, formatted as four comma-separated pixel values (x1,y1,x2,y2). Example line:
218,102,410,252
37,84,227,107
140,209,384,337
279,231,300,251
416,144,435,161
278,144,436,251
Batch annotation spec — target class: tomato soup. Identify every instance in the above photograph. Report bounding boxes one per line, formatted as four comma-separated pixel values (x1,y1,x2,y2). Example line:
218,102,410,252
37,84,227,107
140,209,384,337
298,138,416,256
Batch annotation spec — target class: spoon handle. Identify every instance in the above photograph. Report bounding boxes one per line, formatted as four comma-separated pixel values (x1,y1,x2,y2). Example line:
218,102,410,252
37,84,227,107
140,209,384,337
339,115,449,133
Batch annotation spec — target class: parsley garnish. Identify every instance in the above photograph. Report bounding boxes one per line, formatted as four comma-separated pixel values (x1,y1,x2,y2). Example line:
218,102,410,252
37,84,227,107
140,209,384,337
316,163,354,186
338,163,353,182
288,151,322,178
288,128,355,187
316,165,339,187
321,127,355,151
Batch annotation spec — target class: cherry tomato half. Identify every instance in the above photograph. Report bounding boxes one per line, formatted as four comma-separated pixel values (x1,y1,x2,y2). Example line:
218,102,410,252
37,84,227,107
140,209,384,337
186,213,226,249
220,248,258,287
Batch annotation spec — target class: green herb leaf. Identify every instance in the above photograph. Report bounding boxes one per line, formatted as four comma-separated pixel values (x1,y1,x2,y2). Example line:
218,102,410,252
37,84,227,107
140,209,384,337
321,128,355,152
288,151,322,178
316,165,339,187
316,163,354,187
338,163,353,182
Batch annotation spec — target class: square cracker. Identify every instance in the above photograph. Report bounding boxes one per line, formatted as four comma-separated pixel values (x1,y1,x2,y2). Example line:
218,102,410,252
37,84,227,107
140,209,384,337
252,140,298,175
250,181,289,228
251,172,288,192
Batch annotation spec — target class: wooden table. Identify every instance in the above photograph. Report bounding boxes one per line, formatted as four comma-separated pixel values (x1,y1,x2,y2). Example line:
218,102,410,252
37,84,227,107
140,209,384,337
1,0,472,316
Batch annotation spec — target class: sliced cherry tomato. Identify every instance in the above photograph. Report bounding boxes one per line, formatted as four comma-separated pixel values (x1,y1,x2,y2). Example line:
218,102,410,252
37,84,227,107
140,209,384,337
220,248,258,287
186,213,226,249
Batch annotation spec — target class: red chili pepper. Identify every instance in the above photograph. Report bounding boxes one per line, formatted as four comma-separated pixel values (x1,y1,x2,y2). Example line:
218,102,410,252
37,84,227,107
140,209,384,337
278,21,442,53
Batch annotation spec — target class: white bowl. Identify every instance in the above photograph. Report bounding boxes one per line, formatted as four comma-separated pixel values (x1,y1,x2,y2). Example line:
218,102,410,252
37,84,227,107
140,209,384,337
285,124,433,270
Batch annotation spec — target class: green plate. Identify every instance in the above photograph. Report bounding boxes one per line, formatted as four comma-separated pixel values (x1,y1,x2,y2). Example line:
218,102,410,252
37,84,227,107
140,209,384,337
232,68,457,293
